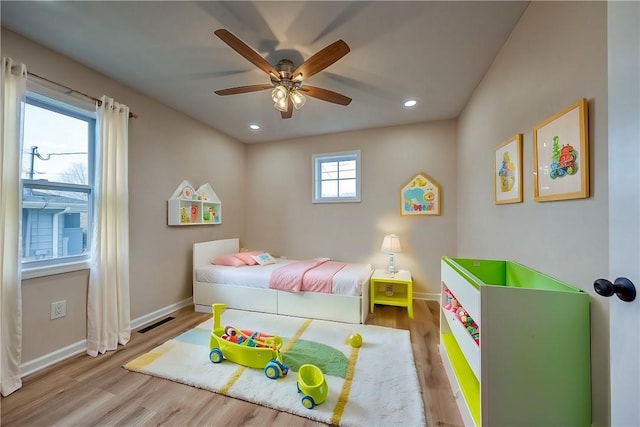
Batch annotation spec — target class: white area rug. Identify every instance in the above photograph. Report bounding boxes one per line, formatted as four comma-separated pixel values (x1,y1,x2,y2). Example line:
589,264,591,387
124,309,426,427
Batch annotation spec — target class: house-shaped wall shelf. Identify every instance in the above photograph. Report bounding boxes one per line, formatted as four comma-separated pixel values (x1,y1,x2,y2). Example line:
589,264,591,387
168,180,221,226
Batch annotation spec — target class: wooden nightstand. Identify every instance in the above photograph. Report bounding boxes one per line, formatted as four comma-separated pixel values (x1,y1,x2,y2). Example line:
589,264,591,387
369,269,413,318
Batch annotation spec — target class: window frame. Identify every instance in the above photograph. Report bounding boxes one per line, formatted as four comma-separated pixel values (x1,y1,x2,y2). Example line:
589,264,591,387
21,88,96,278
312,150,361,203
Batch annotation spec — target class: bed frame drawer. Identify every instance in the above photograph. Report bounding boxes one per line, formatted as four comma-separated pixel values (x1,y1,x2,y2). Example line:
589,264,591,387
194,282,278,314
278,291,361,323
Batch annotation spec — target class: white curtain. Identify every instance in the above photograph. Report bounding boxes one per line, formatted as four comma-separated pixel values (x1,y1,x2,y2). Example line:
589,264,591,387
0,58,26,396
87,95,131,357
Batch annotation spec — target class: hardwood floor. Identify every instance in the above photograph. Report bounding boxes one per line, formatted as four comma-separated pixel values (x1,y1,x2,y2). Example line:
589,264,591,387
1,300,463,427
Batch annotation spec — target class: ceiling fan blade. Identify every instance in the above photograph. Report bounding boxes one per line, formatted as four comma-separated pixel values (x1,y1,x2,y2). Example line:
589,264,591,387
215,84,272,96
281,99,294,119
292,40,350,81
214,29,280,79
299,85,352,106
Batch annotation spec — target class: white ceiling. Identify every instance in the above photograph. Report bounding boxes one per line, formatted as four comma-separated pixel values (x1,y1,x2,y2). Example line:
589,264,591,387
1,1,528,144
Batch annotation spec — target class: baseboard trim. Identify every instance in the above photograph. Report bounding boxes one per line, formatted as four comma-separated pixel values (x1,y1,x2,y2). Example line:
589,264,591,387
413,291,440,302
20,340,87,378
131,297,193,330
20,297,194,378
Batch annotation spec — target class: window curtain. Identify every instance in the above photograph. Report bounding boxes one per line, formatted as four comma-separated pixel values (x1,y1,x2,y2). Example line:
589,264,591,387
0,58,26,396
86,96,131,357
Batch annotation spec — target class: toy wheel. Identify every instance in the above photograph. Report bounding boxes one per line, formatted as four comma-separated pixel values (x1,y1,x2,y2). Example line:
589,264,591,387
265,363,280,380
297,382,301,393
209,348,223,364
301,395,315,409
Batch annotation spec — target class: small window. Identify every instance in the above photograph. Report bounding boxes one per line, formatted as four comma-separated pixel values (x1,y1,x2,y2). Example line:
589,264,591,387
312,150,361,203
21,91,95,273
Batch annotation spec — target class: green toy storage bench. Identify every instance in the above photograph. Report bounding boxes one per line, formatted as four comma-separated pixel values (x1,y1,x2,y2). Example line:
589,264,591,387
439,256,591,427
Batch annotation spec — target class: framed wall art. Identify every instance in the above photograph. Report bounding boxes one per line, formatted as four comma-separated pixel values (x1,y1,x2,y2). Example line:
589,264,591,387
494,133,523,204
533,98,589,202
400,172,440,216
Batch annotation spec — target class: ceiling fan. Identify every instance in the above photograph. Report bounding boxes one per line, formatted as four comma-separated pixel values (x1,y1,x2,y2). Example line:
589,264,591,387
213,29,352,119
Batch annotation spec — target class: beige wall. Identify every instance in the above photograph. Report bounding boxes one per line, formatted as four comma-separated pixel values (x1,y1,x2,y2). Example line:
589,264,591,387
20,270,89,360
245,121,458,296
2,28,247,361
457,2,609,425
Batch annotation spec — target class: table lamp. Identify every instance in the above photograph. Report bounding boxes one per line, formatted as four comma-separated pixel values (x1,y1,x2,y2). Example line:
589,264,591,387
381,234,402,274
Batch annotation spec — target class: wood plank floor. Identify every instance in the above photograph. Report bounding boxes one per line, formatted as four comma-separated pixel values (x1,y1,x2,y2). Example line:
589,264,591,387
1,300,464,427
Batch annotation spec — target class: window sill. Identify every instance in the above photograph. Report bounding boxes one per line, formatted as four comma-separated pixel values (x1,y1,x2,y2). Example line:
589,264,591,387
22,260,90,280
312,198,361,203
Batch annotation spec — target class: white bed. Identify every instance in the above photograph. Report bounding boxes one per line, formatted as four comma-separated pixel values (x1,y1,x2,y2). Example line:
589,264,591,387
193,238,372,323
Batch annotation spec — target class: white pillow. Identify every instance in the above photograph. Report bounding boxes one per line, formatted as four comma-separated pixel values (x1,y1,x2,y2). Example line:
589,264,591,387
252,252,277,266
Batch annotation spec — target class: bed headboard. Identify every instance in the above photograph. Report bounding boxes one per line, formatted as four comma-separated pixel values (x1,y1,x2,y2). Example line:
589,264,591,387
193,238,240,270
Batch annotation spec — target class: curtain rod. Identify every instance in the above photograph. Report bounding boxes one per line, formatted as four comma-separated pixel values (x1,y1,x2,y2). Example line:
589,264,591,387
27,71,138,119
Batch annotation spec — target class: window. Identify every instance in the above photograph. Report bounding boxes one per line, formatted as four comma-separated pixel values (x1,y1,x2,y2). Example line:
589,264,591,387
21,90,95,274
312,150,361,203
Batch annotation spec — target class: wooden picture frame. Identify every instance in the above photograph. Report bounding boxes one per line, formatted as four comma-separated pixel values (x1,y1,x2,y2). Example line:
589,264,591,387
400,172,440,216
533,98,589,202
494,133,523,204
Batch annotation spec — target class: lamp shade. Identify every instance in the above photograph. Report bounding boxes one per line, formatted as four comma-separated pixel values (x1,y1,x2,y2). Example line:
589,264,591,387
381,234,401,253
271,85,288,102
273,99,288,112
290,89,306,109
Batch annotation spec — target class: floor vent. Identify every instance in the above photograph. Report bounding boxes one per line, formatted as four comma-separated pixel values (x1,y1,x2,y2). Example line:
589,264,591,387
138,316,175,333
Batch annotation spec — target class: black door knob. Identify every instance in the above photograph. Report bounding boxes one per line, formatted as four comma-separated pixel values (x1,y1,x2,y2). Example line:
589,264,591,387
594,277,636,302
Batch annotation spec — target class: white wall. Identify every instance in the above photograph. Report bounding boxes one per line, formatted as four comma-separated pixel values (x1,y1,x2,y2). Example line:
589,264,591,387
457,2,608,425
245,121,458,297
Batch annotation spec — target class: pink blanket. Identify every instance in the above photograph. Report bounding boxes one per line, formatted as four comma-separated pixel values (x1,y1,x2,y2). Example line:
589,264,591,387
269,258,347,293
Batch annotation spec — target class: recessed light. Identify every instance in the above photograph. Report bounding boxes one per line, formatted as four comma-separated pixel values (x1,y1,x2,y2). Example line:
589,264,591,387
404,99,417,107
249,124,260,130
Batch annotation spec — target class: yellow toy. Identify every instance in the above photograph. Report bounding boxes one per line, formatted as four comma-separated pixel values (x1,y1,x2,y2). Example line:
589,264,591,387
180,206,189,223
296,364,328,409
208,303,288,379
346,333,363,348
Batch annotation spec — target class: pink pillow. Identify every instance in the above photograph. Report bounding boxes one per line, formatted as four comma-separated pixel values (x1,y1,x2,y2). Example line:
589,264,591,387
233,251,263,266
212,254,247,267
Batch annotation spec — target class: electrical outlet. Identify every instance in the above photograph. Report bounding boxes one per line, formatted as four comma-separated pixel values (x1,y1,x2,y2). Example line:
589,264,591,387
50,300,66,320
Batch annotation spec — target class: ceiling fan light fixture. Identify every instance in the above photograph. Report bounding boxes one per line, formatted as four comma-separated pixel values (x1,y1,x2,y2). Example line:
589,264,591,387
213,29,352,119
290,89,306,109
